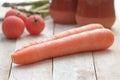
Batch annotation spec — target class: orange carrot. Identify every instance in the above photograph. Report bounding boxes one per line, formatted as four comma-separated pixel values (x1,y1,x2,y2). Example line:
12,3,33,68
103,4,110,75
22,24,104,48
12,28,114,64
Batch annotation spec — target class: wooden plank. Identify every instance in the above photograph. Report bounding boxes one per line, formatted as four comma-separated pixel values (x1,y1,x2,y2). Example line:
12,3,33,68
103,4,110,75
93,37,120,80
112,18,120,36
9,17,54,80
52,24,96,80
93,18,120,80
0,24,16,80
0,7,16,80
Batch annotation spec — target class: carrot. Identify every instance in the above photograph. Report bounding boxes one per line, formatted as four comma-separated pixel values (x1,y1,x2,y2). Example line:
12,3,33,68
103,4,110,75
12,28,114,64
22,24,104,48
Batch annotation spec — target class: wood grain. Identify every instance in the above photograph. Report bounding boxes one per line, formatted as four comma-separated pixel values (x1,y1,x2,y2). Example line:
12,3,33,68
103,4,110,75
52,24,96,80
9,17,54,80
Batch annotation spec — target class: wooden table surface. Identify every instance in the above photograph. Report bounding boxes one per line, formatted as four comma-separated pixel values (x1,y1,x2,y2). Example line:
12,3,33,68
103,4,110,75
0,1,120,80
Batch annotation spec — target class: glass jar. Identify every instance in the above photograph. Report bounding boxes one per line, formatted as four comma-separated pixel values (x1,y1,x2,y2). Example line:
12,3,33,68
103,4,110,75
76,0,116,28
50,0,77,24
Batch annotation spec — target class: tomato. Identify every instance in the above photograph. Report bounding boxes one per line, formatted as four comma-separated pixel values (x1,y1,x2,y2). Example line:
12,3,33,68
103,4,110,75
25,15,45,35
2,16,25,39
5,9,27,24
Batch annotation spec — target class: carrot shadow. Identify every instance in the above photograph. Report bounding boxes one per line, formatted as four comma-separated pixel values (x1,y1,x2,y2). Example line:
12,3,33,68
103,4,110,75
12,59,52,69
93,49,113,57
93,49,113,55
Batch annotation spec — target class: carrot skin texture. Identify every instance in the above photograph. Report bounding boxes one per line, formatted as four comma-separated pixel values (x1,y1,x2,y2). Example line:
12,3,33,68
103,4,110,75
23,24,104,48
12,29,114,64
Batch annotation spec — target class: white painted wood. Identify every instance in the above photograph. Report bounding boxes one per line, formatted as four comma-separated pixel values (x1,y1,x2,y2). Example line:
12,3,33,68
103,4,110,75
93,37,120,80
9,17,54,80
112,18,120,36
0,23,16,80
52,24,96,80
93,18,120,80
0,7,16,80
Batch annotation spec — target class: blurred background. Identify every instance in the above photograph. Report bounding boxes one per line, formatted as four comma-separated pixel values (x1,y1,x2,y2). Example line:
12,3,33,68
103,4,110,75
0,0,39,3
0,0,120,19
0,0,49,19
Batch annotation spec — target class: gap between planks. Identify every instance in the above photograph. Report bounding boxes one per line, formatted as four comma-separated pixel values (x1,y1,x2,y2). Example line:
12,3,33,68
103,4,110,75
0,28,17,80
51,22,56,80
92,18,120,80
9,16,54,80
92,53,98,80
52,24,97,80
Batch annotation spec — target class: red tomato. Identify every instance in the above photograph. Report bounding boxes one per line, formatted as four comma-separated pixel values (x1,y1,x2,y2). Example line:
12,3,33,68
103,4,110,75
5,9,27,23
25,15,45,35
2,16,25,39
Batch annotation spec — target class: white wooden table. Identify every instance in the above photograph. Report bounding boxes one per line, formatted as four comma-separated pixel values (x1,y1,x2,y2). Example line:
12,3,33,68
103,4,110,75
0,1,120,80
